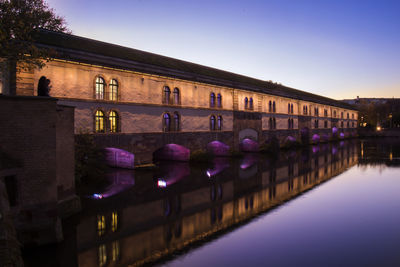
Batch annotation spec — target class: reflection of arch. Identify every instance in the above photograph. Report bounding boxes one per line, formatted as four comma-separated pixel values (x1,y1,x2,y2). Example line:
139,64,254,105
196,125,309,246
239,128,258,141
301,127,309,144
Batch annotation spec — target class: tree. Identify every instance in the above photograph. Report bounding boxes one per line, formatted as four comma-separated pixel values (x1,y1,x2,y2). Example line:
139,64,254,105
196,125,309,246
0,0,69,93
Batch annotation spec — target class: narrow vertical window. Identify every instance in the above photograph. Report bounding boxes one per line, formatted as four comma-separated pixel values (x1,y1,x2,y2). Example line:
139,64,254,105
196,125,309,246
98,244,107,267
112,241,120,262
324,120,328,128
291,104,293,114
273,117,276,129
288,103,291,114
315,120,319,128
163,86,171,104
269,117,273,130
334,110,337,117
273,101,276,112
97,215,106,236
174,112,180,131
210,92,216,107
111,211,118,232
95,110,105,133
95,77,105,100
210,115,216,130
217,93,222,108
163,113,171,132
341,112,344,119
347,113,349,119
305,106,308,115
109,111,119,133
269,101,272,112
288,118,291,129
173,88,180,105
217,116,222,130
109,79,118,101
244,97,248,109
341,121,344,128
249,97,254,110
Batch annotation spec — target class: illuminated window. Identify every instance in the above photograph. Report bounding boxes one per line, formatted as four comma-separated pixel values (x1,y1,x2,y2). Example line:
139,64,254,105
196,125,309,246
111,212,118,232
210,115,216,130
98,244,107,266
95,110,105,133
210,92,216,107
112,241,120,262
109,110,119,133
163,113,171,132
244,97,248,109
97,215,106,236
174,112,180,131
249,97,254,110
217,116,223,130
109,79,118,101
173,88,180,105
217,93,222,108
163,86,171,104
95,77,105,100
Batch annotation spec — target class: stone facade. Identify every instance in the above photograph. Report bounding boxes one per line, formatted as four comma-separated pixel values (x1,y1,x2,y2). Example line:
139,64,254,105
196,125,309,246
0,95,80,245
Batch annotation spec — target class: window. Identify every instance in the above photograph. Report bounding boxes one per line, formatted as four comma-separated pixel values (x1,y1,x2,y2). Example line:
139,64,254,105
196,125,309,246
98,244,107,267
347,121,350,128
291,104,294,114
352,122,354,127
95,77,105,99
112,241,120,262
109,79,118,101
174,112,180,131
249,97,254,110
324,120,328,128
314,119,319,128
217,94,222,108
341,112,344,119
270,117,276,129
352,113,354,119
341,121,344,128
210,92,216,107
288,103,291,114
111,212,118,232
163,86,171,104
244,97,248,109
95,110,105,133
173,88,180,105
324,109,328,117
97,215,106,236
347,113,349,119
288,118,291,129
210,115,216,130
269,101,272,112
273,101,276,112
306,106,308,115
217,116,223,130
109,110,119,133
163,113,171,132
315,107,319,116
334,110,337,118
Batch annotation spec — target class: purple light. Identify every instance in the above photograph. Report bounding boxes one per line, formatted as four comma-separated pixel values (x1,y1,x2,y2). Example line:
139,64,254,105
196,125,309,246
104,147,135,169
240,138,259,152
312,134,320,143
312,146,320,154
206,170,211,178
92,193,103,199
340,132,345,138
89,170,135,199
154,144,190,161
207,141,230,156
154,162,190,187
332,127,338,134
240,154,257,169
332,147,338,155
286,136,296,143
206,157,230,177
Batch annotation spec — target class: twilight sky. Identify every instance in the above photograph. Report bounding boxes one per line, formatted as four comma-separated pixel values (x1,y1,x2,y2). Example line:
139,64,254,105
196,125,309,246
46,0,400,100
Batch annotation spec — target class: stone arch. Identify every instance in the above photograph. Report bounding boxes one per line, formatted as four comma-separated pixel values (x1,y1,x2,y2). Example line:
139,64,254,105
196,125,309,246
238,128,258,142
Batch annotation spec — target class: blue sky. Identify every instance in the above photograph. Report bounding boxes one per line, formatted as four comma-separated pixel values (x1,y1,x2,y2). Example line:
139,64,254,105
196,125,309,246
46,0,400,100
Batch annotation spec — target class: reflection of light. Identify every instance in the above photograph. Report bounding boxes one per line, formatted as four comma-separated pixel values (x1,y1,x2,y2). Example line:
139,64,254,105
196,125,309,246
157,179,167,188
93,193,103,199
206,170,211,178
376,126,381,131
390,152,393,161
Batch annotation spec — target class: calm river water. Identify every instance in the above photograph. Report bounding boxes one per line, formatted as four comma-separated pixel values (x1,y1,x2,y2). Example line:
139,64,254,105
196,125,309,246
23,138,400,267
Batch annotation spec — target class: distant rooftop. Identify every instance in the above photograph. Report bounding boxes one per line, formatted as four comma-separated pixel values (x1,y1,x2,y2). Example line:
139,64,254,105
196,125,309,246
33,29,355,110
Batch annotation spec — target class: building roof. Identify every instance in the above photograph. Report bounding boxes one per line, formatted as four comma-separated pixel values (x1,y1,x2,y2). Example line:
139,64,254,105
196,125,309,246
34,29,356,110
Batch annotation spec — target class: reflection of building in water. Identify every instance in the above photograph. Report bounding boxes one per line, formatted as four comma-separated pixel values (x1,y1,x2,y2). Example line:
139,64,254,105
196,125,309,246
358,139,400,167
76,142,358,267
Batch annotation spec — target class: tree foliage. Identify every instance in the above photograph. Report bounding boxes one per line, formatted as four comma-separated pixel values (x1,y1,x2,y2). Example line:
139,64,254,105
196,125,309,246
0,0,69,70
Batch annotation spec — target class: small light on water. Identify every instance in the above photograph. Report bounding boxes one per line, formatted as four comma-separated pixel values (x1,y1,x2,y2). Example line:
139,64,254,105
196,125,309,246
158,179,167,188
376,126,381,131
93,193,103,199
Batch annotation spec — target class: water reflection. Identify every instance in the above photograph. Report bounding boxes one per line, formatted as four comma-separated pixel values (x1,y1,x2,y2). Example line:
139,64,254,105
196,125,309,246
26,139,389,267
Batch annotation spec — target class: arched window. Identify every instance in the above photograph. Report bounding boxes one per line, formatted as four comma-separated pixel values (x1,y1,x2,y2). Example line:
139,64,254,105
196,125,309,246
273,101,276,112
305,106,308,115
352,113,354,119
163,113,171,132
249,98,253,110
210,92,216,107
347,113,349,119
109,110,119,133
269,101,272,112
217,116,223,130
210,115,216,130
174,112,180,131
217,94,222,108
244,97,249,109
95,77,105,100
109,79,118,101
95,110,105,133
163,86,171,104
288,103,291,114
315,107,319,116
291,104,293,114
173,88,180,105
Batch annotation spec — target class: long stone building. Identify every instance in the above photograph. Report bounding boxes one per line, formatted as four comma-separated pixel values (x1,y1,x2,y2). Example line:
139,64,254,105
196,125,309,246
1,29,357,163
